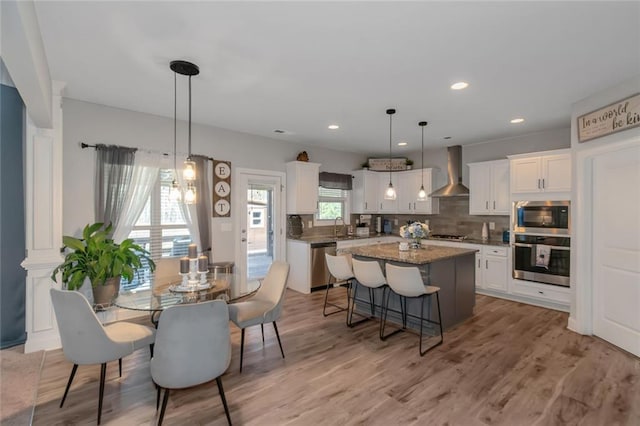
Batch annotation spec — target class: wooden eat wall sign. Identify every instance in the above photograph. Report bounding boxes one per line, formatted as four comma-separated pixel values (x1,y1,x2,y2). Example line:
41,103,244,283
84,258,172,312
212,160,231,217
577,93,640,143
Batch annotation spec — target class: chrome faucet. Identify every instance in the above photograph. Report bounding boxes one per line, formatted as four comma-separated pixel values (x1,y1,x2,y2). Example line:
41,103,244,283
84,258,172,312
334,216,345,237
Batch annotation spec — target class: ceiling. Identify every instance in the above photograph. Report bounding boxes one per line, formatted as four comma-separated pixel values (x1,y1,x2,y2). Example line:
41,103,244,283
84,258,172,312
34,1,640,156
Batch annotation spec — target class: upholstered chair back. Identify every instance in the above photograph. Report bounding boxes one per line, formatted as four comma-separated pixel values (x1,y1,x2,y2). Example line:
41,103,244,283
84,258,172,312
352,258,387,289
253,261,290,323
385,264,426,298
325,253,354,282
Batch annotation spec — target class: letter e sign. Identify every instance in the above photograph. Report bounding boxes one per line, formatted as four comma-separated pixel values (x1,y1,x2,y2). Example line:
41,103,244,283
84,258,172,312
212,160,231,217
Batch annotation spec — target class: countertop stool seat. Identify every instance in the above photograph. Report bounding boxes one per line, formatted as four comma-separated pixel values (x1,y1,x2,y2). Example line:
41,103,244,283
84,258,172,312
323,253,354,317
348,258,387,327
380,264,444,356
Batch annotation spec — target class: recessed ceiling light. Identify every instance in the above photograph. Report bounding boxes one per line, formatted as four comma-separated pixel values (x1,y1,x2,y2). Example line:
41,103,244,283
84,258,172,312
328,124,340,130
273,129,286,134
444,136,452,140
450,82,469,90
398,142,408,146
510,118,525,124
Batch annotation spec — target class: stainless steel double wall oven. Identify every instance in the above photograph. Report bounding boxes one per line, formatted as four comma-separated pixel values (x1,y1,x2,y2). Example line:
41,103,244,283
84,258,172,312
512,201,570,287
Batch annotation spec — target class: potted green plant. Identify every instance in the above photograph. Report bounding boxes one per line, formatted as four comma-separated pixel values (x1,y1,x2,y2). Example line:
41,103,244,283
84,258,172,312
51,222,155,306
361,160,370,170
405,159,414,170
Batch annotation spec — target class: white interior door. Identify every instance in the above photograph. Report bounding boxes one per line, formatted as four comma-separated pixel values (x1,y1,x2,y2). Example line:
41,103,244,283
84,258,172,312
235,169,285,297
592,143,640,357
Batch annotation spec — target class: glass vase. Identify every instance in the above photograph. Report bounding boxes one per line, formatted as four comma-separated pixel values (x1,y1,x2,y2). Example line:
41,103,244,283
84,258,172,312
411,238,422,249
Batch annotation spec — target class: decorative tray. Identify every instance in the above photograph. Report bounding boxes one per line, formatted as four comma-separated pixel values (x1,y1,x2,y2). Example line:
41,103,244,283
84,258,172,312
169,283,211,293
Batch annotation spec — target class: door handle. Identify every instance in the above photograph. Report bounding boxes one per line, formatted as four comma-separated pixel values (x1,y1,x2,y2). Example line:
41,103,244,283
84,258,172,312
365,202,368,210
485,260,488,269
537,179,541,189
542,178,545,189
478,259,480,268
493,201,496,209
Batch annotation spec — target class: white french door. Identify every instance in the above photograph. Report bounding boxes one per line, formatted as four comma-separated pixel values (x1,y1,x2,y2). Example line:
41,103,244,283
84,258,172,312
234,169,285,297
592,142,640,357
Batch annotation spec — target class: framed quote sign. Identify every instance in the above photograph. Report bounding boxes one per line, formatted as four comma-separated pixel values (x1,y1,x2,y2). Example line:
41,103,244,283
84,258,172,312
577,93,640,143
212,160,231,217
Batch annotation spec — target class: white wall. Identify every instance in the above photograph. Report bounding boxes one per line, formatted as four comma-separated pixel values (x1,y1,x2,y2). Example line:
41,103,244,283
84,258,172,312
62,98,364,259
569,75,640,331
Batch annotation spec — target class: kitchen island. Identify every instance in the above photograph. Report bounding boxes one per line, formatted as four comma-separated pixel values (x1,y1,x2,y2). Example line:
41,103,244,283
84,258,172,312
342,243,478,330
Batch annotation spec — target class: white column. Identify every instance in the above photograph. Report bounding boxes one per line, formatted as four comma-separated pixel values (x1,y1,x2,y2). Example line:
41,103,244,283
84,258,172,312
20,81,65,353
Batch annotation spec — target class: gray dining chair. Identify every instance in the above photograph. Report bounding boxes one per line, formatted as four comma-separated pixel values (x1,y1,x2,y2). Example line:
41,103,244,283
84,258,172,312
228,260,290,372
150,300,232,425
50,288,156,425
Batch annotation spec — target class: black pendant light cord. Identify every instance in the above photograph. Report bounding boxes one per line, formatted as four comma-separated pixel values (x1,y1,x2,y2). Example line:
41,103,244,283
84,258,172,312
387,108,396,184
420,121,427,184
188,75,192,160
173,72,177,171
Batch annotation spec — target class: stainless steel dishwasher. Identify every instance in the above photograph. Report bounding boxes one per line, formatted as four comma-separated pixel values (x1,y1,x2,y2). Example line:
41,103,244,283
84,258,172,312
310,242,337,290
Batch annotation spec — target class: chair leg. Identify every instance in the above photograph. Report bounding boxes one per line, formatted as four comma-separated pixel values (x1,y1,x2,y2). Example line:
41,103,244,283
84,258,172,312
369,288,375,316
273,322,285,359
261,323,264,344
60,364,78,407
98,362,106,425
216,377,232,425
323,276,348,316
158,388,170,426
240,328,245,373
379,287,404,341
419,292,444,356
150,343,154,358
346,281,370,328
119,358,122,377
401,296,408,329
156,385,161,410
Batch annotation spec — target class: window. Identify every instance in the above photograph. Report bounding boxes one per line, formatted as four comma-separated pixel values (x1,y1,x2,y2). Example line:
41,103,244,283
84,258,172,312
123,169,192,291
249,209,264,228
314,187,350,226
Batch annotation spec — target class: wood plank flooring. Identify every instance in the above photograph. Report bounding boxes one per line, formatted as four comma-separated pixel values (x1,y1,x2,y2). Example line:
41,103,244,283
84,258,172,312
33,290,640,425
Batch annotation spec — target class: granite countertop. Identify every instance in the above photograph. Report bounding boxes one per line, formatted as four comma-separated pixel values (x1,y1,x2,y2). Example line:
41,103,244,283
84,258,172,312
342,242,478,265
431,238,510,247
287,234,393,244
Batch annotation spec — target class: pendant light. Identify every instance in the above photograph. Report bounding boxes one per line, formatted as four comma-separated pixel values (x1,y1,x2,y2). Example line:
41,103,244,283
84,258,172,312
417,121,428,201
170,60,199,204
383,108,397,200
169,71,181,202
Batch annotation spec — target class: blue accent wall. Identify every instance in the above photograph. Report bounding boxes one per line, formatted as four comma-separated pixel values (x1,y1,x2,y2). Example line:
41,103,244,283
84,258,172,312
1,84,27,348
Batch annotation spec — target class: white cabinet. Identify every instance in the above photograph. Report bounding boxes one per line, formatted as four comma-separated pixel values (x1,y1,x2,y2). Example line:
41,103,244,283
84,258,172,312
286,161,320,214
351,170,378,213
509,150,571,194
398,169,439,214
468,160,510,215
286,240,311,294
481,246,509,292
351,169,439,214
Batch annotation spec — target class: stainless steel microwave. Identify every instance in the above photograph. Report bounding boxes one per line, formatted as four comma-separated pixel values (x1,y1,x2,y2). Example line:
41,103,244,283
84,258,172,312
513,201,570,235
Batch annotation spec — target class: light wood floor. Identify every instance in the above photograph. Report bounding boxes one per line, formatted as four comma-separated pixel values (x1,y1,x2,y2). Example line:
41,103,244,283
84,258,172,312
33,290,640,425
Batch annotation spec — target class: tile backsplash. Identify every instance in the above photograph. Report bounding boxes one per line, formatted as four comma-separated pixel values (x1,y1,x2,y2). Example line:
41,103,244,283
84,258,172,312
287,198,510,242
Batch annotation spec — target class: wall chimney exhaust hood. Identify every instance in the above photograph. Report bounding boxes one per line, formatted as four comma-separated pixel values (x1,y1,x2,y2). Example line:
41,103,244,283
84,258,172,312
429,145,470,198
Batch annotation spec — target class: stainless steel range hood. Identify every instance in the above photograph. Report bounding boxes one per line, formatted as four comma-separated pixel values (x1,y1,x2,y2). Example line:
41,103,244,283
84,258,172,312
429,145,470,197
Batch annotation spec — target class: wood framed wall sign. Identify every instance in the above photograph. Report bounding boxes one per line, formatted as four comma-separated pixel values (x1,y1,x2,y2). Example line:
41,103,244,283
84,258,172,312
578,93,640,143
212,160,231,217
368,157,408,171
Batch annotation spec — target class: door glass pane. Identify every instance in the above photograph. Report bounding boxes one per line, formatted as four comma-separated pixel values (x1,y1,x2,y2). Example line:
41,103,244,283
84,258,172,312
247,184,273,282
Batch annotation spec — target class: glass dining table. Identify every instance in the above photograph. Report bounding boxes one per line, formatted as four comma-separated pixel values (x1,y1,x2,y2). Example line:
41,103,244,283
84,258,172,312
115,274,232,325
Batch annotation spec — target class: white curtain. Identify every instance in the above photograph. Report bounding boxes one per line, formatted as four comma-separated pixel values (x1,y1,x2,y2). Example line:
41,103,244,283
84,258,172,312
176,162,201,252
113,151,162,243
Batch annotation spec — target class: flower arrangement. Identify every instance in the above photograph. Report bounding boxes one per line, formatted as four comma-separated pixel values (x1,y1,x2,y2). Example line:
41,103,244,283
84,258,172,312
399,221,430,247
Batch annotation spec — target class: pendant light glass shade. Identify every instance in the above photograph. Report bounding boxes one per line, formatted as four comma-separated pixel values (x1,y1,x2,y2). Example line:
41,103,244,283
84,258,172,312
417,121,428,201
183,160,196,181
184,182,197,204
170,178,182,202
383,108,397,200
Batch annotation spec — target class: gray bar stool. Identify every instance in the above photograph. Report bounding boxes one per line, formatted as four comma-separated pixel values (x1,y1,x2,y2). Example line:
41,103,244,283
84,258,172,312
323,253,354,317
381,263,443,356
348,258,387,327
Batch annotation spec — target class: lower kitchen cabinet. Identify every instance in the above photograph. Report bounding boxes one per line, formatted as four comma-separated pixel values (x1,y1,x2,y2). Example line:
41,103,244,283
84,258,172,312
480,246,509,292
286,240,312,294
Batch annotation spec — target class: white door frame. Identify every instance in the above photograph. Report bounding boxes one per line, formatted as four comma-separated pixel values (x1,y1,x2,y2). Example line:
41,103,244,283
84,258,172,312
572,135,640,335
233,168,286,295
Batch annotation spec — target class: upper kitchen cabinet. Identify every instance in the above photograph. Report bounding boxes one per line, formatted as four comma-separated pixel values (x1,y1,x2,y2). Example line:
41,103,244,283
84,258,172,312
509,149,571,194
468,159,510,215
397,169,439,214
351,170,378,213
286,161,321,214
